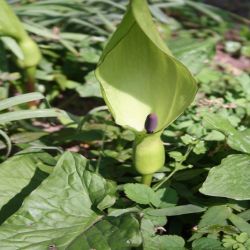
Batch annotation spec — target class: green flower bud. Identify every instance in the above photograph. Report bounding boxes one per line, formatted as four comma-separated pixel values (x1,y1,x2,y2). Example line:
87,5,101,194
17,38,41,69
0,0,41,69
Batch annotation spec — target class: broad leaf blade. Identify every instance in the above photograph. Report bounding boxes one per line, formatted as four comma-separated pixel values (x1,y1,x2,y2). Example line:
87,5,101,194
200,154,250,200
0,152,141,249
0,153,49,212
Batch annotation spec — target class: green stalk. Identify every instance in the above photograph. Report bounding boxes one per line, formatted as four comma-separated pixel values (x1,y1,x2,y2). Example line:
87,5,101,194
25,66,37,106
25,66,36,92
142,174,153,186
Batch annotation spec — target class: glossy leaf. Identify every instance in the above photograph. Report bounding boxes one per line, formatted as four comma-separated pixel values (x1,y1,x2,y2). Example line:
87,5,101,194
95,0,197,132
200,154,250,200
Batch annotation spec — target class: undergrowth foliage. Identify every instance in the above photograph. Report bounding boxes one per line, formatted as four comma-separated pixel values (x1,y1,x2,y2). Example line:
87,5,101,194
0,0,249,249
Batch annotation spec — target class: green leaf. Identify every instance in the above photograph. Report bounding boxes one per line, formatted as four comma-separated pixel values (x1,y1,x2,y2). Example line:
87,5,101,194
169,37,217,75
141,219,185,250
108,207,140,217
68,214,141,249
204,130,225,141
203,113,250,154
0,108,70,124
203,113,236,135
0,92,44,111
192,238,224,250
95,0,197,132
1,36,24,60
0,153,141,249
200,154,250,200
76,71,101,98
124,183,160,206
0,128,11,157
229,214,250,235
154,187,178,208
11,132,48,144
198,205,232,229
143,208,167,227
145,204,205,217
239,209,250,221
227,130,250,154
193,140,206,155
0,153,50,223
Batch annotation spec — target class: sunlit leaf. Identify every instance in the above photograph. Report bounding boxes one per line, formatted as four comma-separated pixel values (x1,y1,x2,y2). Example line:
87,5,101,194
0,153,142,249
200,154,250,200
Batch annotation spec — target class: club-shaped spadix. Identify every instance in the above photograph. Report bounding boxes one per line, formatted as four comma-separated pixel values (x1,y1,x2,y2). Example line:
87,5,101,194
95,0,197,184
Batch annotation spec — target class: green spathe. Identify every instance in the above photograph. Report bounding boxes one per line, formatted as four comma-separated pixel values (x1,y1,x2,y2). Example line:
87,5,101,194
95,0,197,181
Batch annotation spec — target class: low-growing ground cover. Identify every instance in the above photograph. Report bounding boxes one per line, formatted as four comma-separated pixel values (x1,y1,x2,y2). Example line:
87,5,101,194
0,0,249,249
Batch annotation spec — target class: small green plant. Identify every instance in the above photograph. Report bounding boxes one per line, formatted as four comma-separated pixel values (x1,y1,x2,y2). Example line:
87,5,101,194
223,232,250,250
95,0,197,185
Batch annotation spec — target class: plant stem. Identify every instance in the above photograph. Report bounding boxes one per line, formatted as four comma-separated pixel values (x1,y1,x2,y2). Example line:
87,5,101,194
95,124,107,174
25,66,37,107
142,174,153,186
153,145,194,191
153,169,177,191
25,66,36,93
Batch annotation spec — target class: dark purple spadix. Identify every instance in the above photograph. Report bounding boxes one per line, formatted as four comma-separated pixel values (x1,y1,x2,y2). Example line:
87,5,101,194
144,113,158,134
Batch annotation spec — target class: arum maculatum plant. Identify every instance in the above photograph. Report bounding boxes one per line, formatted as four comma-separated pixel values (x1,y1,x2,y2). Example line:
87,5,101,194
95,0,197,186
0,0,41,93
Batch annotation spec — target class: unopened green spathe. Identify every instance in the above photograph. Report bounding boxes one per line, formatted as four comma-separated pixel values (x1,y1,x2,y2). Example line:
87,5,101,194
95,0,197,183
0,0,41,68
133,132,165,175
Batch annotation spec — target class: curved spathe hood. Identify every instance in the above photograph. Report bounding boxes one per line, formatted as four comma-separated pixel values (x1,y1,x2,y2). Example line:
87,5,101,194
95,0,197,133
